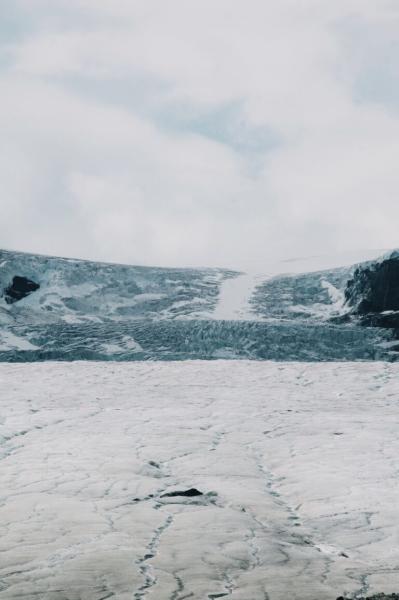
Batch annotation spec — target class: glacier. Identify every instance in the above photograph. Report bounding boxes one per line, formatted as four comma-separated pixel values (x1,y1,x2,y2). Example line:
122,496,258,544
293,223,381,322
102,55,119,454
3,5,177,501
1,249,399,599
0,248,398,362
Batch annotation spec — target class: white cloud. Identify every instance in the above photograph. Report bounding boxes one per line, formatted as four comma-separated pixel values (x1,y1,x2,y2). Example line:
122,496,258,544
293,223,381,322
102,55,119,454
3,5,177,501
0,0,399,268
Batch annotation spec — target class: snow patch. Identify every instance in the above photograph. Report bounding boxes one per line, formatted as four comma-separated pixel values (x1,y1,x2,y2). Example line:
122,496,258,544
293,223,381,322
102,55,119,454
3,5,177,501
212,272,267,320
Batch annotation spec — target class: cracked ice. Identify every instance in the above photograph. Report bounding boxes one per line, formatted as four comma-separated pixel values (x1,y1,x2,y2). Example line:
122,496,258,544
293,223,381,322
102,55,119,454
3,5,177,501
1,361,399,599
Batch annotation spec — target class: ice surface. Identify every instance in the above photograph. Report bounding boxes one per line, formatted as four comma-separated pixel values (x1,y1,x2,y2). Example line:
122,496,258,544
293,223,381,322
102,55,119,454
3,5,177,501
1,361,399,599
0,249,232,324
0,330,39,351
1,248,399,362
0,319,394,362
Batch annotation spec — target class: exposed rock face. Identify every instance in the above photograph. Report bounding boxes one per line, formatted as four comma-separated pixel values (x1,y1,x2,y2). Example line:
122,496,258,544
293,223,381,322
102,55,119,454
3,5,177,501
4,276,40,304
345,255,399,326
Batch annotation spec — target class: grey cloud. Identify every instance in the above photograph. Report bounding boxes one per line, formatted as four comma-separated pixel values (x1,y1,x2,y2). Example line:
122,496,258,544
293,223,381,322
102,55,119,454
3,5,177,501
0,1,399,269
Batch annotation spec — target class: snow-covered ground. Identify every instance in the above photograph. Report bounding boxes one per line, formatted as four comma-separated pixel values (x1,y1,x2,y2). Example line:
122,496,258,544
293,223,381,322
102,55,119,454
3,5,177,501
1,361,399,600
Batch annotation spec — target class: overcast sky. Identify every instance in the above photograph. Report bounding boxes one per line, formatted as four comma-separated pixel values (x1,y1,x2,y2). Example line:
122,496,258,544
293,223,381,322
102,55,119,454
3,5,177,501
0,1,398,269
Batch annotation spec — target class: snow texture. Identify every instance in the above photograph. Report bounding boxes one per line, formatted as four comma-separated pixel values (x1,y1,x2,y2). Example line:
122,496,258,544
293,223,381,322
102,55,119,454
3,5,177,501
1,360,399,599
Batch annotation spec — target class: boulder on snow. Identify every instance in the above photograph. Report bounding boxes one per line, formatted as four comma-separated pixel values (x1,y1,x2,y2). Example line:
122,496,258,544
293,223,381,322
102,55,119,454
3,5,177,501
4,276,40,304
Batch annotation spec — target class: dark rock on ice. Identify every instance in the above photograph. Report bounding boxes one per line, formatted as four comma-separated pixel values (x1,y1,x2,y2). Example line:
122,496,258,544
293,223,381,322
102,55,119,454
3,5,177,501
359,311,399,329
161,488,203,498
4,276,40,304
345,255,399,317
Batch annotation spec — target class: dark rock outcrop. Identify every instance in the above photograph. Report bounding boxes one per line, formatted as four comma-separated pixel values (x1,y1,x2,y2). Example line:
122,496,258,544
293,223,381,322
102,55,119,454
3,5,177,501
345,254,399,327
4,276,40,304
